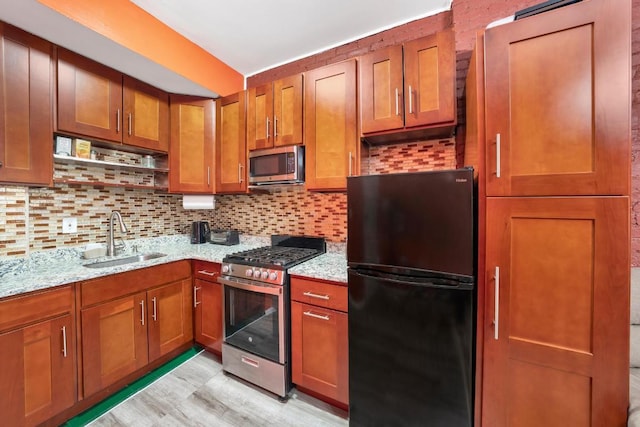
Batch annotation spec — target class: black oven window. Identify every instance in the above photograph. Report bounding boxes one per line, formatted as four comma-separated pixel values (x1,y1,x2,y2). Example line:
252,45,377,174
251,154,284,177
224,286,280,362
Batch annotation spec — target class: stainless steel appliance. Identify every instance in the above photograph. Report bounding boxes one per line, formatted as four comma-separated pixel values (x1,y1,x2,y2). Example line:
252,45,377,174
218,235,326,398
209,229,239,245
347,168,476,426
190,221,210,244
248,145,304,186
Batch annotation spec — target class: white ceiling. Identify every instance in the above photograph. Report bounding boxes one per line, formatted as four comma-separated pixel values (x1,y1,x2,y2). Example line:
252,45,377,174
130,0,453,77
0,0,452,96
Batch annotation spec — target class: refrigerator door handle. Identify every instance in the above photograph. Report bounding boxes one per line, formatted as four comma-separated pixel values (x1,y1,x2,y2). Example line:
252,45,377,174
350,268,473,290
494,266,500,340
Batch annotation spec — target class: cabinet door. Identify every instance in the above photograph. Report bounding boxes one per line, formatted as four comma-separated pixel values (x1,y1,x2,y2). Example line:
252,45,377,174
359,45,404,134
484,0,630,196
194,278,223,353
291,301,348,405
247,83,273,151
482,196,629,427
216,91,247,193
57,49,123,143
0,315,75,427
168,95,215,193
273,74,303,147
403,30,455,129
148,279,193,362
0,23,53,186
304,60,358,191
123,76,169,152
81,292,148,397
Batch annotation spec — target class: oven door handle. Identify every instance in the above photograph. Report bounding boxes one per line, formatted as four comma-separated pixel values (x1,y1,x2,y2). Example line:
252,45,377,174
218,276,283,296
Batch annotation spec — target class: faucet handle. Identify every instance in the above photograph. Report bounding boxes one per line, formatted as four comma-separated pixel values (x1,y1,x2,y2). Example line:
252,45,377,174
132,244,139,254
114,237,126,255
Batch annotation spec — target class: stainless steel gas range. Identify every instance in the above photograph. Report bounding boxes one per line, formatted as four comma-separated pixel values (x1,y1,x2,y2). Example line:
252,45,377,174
217,235,326,398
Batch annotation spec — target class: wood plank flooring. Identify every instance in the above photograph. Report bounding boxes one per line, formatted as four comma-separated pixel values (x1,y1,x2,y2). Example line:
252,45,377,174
89,351,349,426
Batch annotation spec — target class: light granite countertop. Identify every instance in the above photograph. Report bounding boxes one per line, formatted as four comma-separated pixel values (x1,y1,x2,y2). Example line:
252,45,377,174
0,235,348,299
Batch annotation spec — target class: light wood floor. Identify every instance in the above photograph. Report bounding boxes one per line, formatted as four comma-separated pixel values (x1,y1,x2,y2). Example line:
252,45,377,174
89,351,349,426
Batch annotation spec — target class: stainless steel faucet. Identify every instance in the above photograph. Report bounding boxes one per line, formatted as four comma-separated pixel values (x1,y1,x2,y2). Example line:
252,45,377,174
107,210,128,256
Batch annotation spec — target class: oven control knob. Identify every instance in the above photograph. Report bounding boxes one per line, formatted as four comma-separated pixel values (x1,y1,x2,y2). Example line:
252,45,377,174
222,265,230,274
253,270,261,278
261,271,269,279
269,272,278,281
245,268,253,277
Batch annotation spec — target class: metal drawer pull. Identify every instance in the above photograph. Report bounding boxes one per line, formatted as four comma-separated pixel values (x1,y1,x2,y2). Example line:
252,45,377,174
304,311,330,321
152,297,157,321
61,326,68,358
496,133,501,178
194,286,201,308
303,291,330,300
198,270,218,276
241,356,259,368
494,266,500,340
140,300,145,325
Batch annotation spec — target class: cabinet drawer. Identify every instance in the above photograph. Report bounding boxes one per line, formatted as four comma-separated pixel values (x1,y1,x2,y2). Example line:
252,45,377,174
81,260,191,307
290,277,347,312
193,260,221,281
0,285,73,332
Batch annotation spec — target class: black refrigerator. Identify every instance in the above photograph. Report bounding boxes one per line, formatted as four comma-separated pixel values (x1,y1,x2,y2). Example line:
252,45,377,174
347,168,475,427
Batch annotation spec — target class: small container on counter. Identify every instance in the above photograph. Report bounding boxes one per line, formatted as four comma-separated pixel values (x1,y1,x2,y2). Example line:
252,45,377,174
141,155,155,168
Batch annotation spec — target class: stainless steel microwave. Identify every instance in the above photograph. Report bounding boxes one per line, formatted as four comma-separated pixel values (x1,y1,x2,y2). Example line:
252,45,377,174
248,145,304,185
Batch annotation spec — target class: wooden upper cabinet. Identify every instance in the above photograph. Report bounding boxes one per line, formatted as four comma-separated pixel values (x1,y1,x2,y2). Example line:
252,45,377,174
484,0,630,197
304,60,358,191
0,23,53,186
216,91,247,194
169,95,215,193
360,30,456,140
57,49,170,153
57,49,122,143
123,76,169,152
247,74,304,151
483,196,629,427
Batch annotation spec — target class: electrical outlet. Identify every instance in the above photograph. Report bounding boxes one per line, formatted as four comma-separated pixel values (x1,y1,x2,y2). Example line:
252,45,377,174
62,217,77,234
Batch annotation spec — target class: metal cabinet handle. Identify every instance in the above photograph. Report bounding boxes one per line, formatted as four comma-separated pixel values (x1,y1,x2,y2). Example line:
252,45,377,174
241,355,259,368
304,311,330,321
494,266,500,340
116,109,121,133
61,326,68,358
266,117,270,139
194,286,201,308
395,88,399,116
152,297,157,321
0,161,3,167
408,85,413,114
207,166,211,186
274,115,278,138
496,133,501,178
303,291,329,300
348,152,353,177
198,270,218,277
238,163,244,183
140,300,145,325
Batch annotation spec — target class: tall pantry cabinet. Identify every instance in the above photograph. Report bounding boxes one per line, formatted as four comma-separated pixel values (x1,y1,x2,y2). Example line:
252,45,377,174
468,0,632,426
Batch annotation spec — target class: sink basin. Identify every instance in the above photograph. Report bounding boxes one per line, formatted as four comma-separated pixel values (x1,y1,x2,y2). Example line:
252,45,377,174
84,252,167,269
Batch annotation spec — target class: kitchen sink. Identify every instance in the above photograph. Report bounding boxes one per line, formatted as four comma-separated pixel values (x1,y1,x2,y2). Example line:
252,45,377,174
84,252,167,269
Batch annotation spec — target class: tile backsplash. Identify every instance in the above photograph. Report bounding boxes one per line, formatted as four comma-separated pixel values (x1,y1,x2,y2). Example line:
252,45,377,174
0,138,457,258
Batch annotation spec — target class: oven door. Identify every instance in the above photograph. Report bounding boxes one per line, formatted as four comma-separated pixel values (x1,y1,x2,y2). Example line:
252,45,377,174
219,275,285,364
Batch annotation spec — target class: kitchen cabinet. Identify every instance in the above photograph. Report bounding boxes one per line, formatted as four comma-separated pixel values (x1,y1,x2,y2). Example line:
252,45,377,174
0,23,53,186
304,59,358,191
80,261,192,397
57,49,169,153
216,91,247,193
193,261,223,354
470,1,631,425
169,96,215,193
290,276,348,406
247,74,303,150
0,286,75,427
359,30,456,143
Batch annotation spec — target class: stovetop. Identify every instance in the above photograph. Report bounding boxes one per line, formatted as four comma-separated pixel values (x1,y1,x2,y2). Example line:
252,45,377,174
224,246,322,269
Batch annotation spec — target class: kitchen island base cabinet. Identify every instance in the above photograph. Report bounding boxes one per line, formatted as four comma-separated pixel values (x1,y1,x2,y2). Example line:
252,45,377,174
290,277,348,406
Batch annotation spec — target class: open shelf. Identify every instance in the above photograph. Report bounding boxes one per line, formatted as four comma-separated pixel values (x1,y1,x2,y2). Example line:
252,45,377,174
53,154,169,173
53,178,168,191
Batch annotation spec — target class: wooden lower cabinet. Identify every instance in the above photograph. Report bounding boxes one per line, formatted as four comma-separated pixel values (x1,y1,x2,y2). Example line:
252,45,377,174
290,276,348,406
0,286,75,427
193,261,223,353
482,196,629,426
81,291,149,397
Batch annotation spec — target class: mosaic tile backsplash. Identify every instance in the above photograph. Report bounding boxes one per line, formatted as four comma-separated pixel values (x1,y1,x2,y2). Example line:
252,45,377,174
0,138,456,258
